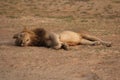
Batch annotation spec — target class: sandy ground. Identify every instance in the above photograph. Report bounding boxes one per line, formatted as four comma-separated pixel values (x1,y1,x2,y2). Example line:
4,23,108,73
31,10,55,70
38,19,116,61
0,0,120,80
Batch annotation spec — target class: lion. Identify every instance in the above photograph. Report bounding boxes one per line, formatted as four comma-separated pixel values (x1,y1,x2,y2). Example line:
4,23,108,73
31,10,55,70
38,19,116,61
13,27,112,50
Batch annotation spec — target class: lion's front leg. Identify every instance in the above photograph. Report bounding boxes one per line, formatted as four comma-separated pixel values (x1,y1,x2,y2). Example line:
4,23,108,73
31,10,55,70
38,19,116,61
61,42,69,50
48,32,63,50
53,43,62,50
46,32,69,50
53,42,69,50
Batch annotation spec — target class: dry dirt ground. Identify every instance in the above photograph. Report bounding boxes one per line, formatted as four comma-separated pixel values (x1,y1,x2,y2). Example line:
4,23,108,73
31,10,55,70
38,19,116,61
0,0,120,80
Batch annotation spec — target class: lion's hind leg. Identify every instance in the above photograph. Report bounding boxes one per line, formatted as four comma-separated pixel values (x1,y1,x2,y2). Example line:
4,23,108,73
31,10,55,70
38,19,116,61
79,39,101,46
101,41,112,47
81,34,112,47
81,34,102,41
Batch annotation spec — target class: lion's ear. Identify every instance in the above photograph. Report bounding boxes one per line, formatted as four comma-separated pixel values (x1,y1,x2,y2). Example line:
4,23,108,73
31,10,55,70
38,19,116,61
23,27,27,30
23,27,29,31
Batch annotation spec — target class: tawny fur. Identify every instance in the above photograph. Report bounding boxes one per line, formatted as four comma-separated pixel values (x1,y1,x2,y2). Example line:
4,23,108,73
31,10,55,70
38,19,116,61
13,28,112,50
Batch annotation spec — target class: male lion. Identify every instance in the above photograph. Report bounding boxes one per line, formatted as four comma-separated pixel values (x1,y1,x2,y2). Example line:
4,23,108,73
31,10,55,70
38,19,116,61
13,27,111,50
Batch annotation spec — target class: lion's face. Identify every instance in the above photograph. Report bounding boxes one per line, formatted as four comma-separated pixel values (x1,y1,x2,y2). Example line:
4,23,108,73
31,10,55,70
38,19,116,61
20,32,31,46
13,32,31,46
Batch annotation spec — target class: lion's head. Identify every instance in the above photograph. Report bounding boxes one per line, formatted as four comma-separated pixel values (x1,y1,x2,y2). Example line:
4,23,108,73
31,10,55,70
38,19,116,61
13,28,35,46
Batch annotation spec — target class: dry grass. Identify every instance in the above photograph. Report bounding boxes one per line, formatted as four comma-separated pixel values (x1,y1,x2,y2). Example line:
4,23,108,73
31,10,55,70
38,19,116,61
0,0,120,80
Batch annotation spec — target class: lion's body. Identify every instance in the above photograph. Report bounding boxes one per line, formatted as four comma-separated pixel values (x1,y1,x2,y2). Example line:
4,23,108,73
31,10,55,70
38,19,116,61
13,28,111,50
59,31,82,46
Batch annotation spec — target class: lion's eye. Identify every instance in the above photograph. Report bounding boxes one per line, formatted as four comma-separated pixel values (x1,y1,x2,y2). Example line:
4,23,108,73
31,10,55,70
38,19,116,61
26,39,29,41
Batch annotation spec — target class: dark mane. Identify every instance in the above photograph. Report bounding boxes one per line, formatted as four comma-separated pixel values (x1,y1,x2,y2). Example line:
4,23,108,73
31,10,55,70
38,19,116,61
30,28,47,46
32,28,46,37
